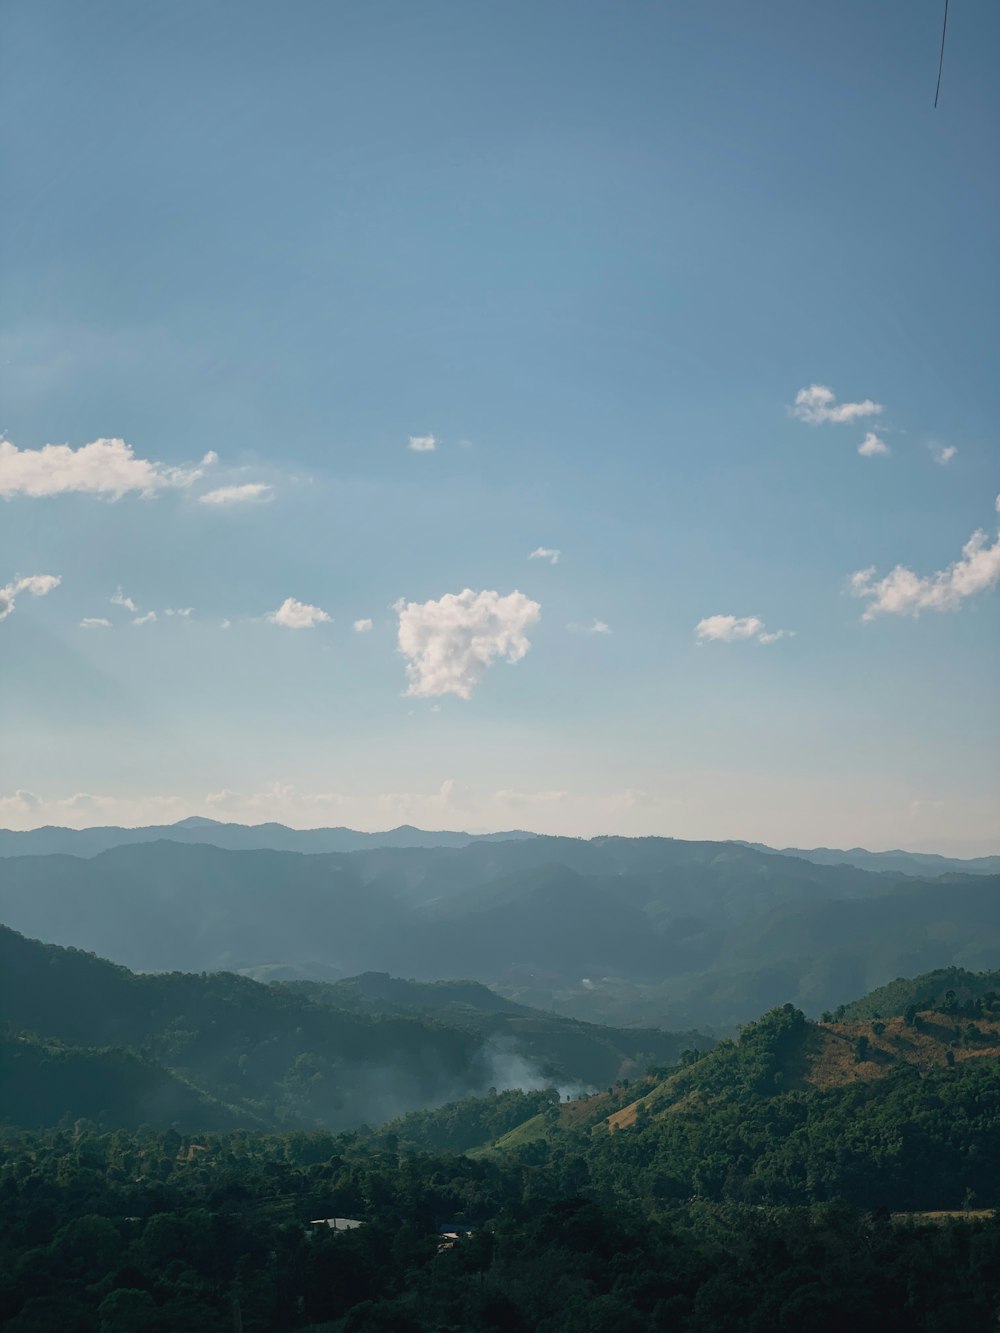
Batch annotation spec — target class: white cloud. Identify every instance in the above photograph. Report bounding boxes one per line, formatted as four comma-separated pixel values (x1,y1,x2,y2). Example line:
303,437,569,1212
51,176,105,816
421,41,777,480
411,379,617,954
268,597,331,629
198,482,273,505
165,607,193,617
111,587,137,612
0,572,61,622
132,611,157,625
695,614,792,644
220,619,232,630
789,384,883,425
396,587,541,699
529,547,561,564
858,432,890,457
932,444,958,466
0,437,213,500
567,618,611,635
408,435,437,452
850,521,1000,619
353,618,373,633
80,617,112,629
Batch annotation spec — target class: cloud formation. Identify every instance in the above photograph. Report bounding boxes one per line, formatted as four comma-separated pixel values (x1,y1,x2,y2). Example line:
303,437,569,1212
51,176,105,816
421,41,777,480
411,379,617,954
695,614,791,644
0,573,61,622
353,618,373,633
268,597,331,629
851,520,1000,619
932,444,958,466
408,435,437,452
111,587,137,612
858,432,890,457
132,611,157,626
789,385,883,425
568,618,611,635
396,588,541,698
80,617,112,629
198,482,273,505
529,547,561,564
0,438,214,500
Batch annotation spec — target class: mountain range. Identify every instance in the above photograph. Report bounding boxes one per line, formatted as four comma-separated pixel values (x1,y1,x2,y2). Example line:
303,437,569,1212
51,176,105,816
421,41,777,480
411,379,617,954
1,833,996,1028
1,817,997,876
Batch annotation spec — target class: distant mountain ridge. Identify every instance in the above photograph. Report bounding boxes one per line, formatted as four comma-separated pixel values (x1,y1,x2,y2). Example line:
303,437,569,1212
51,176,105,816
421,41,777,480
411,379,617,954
738,840,1000,877
1,817,995,874
0,817,538,858
1,836,996,1028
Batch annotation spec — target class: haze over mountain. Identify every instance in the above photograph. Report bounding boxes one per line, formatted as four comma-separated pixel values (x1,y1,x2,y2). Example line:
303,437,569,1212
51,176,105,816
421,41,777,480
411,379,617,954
2,835,996,1029
0,925,705,1132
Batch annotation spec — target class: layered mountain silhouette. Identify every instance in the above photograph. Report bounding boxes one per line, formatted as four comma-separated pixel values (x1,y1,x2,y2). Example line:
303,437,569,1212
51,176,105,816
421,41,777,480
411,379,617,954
1,835,995,1027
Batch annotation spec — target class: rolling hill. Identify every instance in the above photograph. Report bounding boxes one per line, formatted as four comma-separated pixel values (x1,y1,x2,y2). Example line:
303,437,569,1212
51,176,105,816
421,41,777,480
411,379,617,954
0,926,707,1131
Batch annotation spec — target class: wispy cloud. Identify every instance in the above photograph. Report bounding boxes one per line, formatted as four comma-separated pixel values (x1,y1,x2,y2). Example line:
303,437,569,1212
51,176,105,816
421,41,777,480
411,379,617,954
695,614,792,644
529,547,561,564
408,434,437,452
0,437,215,500
165,607,193,617
132,611,157,626
198,482,273,505
858,432,890,457
353,618,373,633
931,443,957,466
396,588,541,698
851,510,1000,619
80,617,112,629
789,384,883,426
268,597,331,629
111,587,137,612
568,618,611,635
0,573,61,622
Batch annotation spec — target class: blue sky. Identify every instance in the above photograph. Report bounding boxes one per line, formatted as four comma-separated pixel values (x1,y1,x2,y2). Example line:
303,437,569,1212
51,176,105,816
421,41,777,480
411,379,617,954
1,0,997,851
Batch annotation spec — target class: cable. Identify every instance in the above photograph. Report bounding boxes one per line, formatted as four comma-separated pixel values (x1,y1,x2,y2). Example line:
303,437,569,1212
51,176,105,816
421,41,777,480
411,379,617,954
934,0,949,109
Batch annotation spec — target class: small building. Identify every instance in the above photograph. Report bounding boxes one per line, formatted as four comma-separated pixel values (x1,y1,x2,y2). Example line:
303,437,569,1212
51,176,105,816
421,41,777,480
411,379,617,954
310,1217,365,1232
437,1224,473,1252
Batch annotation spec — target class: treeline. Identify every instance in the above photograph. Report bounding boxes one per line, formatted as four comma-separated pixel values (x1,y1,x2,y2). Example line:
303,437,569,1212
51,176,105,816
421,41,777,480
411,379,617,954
836,966,1000,1022
1,1125,999,1331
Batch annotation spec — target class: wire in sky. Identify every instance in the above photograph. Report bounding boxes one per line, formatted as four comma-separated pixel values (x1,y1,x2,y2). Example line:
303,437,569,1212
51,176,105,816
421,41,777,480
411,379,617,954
934,0,950,109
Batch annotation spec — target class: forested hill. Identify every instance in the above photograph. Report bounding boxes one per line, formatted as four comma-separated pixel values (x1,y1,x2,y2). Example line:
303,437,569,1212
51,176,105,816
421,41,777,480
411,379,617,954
372,998,1000,1212
3,994,999,1330
1,837,996,1027
0,926,705,1132
836,965,1000,1021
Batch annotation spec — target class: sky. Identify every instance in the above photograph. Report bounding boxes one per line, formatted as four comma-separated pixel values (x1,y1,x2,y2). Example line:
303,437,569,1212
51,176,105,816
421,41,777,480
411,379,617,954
1,0,998,853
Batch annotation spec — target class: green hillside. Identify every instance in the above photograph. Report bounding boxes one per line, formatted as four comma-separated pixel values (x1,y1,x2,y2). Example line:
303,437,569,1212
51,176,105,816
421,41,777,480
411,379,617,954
2,978,999,1331
377,997,1000,1212
837,965,1000,1020
0,927,705,1132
